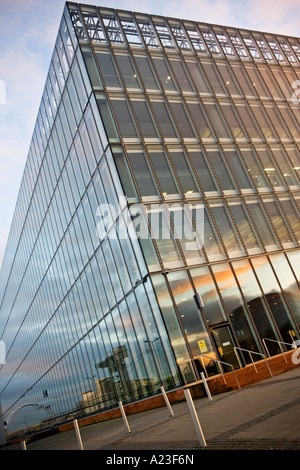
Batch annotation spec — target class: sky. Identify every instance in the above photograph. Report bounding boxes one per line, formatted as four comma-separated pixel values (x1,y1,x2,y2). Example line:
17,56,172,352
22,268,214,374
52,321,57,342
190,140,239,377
0,0,300,269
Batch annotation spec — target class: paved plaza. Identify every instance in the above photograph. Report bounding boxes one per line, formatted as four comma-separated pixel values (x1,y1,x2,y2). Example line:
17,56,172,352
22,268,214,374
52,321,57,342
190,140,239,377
2,367,300,452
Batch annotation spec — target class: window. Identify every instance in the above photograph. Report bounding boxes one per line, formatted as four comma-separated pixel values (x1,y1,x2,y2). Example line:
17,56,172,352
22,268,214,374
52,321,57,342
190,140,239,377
95,52,122,88
151,101,178,138
134,55,160,90
115,54,141,89
110,99,139,139
131,100,159,139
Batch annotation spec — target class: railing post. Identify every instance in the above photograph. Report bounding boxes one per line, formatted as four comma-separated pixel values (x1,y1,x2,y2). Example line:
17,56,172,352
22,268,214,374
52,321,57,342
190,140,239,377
200,372,212,400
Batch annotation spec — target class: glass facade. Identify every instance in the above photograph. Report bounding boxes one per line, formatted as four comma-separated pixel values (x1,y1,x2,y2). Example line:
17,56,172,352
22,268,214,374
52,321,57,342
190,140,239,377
0,3,300,433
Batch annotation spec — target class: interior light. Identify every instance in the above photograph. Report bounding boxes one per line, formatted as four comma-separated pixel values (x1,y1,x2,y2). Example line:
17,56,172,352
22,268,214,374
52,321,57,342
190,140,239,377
264,168,276,171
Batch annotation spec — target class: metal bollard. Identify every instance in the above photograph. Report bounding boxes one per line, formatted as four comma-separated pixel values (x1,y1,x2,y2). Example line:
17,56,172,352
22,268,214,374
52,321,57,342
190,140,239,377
74,419,84,450
184,388,206,447
119,401,131,433
21,440,27,450
161,386,174,417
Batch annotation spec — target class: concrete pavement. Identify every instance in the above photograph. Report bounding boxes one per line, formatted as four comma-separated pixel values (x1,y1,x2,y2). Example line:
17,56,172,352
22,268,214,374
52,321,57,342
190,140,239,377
2,367,300,451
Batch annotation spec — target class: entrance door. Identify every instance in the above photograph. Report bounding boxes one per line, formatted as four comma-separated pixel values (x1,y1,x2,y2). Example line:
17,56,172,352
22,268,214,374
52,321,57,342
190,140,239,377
211,325,240,371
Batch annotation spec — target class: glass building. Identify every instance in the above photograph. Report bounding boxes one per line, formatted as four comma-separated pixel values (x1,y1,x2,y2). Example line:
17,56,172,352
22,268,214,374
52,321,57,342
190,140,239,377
1,2,300,433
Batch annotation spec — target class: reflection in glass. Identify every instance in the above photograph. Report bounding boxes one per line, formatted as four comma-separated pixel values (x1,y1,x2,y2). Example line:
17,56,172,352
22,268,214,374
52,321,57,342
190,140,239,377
269,253,300,327
228,199,261,254
209,200,244,257
190,266,226,325
189,151,219,192
167,270,213,358
211,263,260,354
251,256,298,343
149,152,180,197
232,259,281,350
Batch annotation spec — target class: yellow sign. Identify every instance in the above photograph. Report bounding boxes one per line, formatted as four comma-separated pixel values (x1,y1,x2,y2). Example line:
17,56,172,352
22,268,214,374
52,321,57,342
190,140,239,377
198,340,208,353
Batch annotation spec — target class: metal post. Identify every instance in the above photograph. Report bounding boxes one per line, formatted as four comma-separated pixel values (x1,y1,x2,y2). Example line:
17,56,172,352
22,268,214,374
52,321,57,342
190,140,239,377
161,386,174,417
200,372,212,401
74,419,84,450
119,401,131,433
21,440,27,450
184,388,206,447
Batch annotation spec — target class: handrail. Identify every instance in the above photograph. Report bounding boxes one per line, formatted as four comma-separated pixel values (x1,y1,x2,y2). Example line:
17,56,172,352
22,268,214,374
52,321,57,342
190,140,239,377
234,346,273,378
197,354,240,390
262,337,300,363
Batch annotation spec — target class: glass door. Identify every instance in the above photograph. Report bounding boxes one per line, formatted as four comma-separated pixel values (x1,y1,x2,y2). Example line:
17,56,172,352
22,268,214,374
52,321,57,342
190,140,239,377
211,325,240,371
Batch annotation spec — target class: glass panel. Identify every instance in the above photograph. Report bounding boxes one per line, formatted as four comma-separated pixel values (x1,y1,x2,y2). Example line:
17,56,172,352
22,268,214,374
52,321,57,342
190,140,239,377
147,205,184,269
286,251,300,282
151,101,178,138
131,100,159,139
269,253,300,327
95,94,119,142
240,148,270,190
169,102,196,139
187,102,214,139
245,64,271,99
134,55,160,90
149,152,180,197
216,61,242,96
257,147,285,188
95,52,122,88
271,147,299,187
167,270,214,358
232,259,281,351
188,151,219,193
127,152,159,198
211,326,240,370
236,103,262,140
185,60,211,94
204,103,231,139
190,266,227,325
278,197,300,242
115,54,141,90
224,149,254,190
111,148,139,203
169,204,205,265
170,59,194,92
220,103,246,139
228,199,262,254
251,256,298,343
110,99,139,139
200,205,225,261
207,150,236,191
169,151,199,195
81,46,102,89
201,61,226,95
262,197,295,246
209,200,244,257
245,197,279,250
151,275,190,364
231,64,257,98
152,57,177,92
211,263,260,354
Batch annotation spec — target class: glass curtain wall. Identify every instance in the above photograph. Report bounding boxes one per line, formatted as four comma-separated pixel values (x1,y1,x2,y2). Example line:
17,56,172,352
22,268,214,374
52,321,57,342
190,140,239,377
1,2,300,433
71,5,300,375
